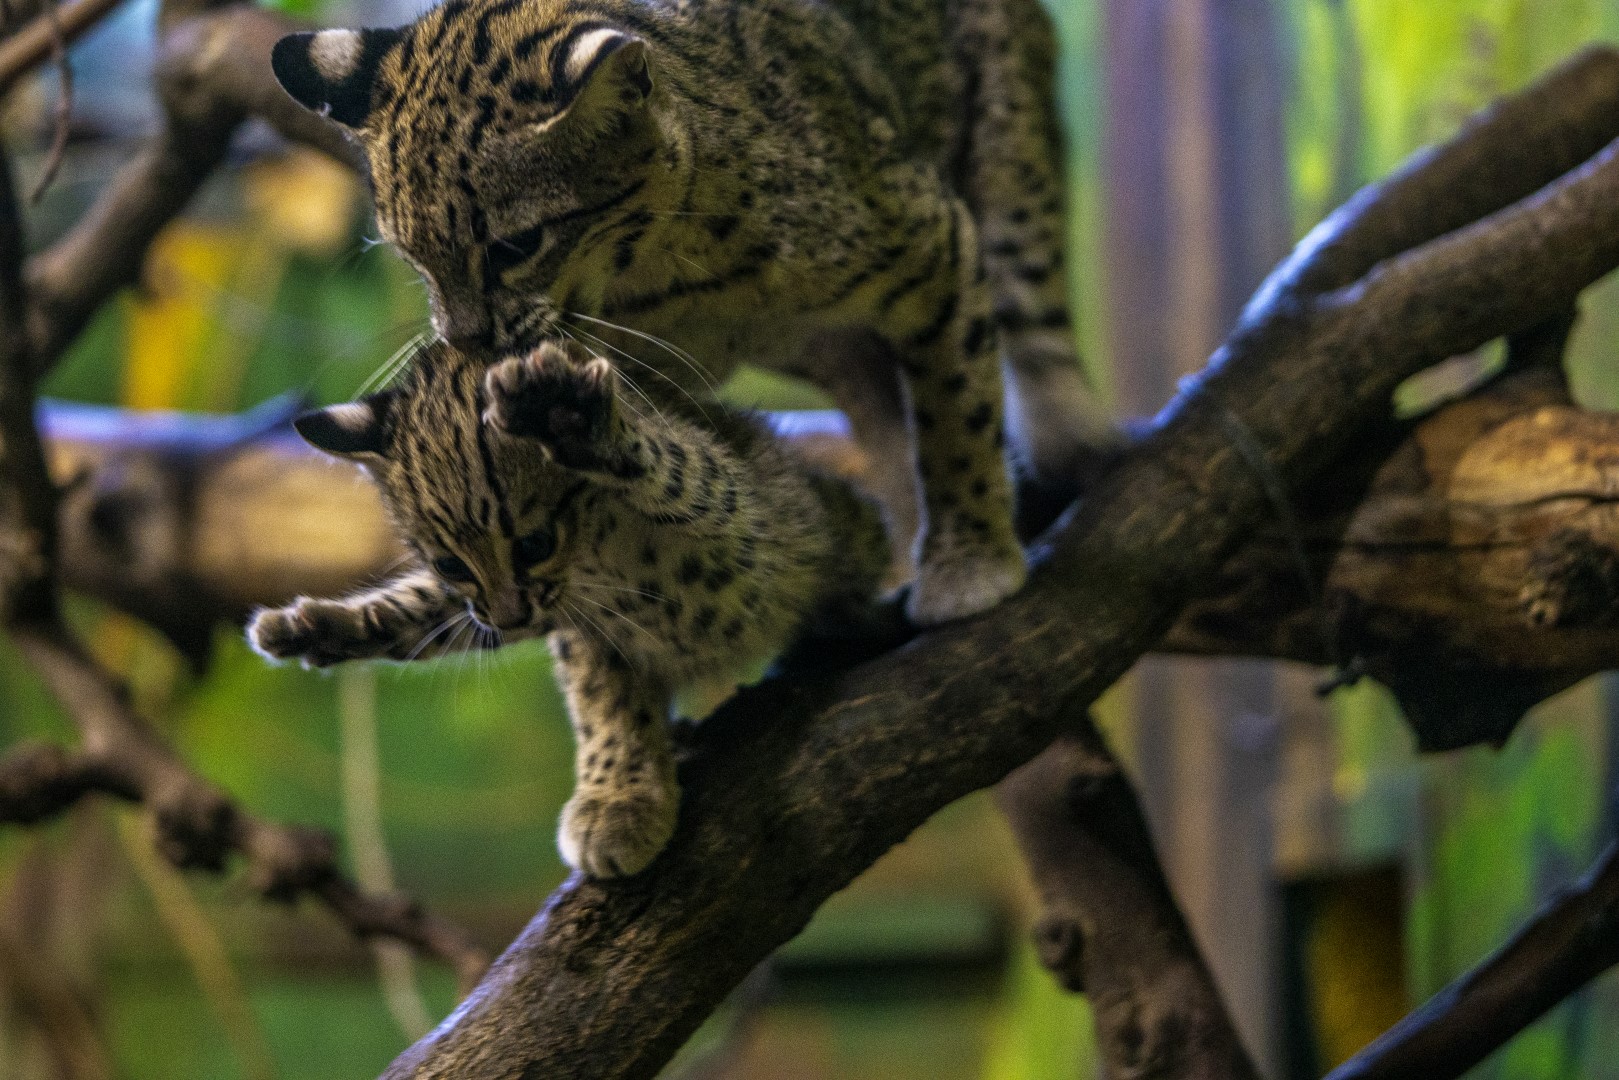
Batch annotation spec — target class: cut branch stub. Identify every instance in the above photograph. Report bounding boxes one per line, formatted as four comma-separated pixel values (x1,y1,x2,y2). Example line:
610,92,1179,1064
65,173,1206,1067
998,723,1261,1080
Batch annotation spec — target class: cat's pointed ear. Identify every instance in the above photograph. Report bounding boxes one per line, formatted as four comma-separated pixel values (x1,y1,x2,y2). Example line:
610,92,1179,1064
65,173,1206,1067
272,27,403,129
293,393,397,461
560,30,654,117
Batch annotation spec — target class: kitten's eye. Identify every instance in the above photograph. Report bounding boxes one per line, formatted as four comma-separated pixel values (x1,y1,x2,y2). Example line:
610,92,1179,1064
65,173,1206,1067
433,554,476,582
513,529,558,569
486,222,546,275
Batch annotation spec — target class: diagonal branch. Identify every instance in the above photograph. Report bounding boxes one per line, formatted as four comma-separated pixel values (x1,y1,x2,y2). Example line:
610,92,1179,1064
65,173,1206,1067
0,0,125,97
377,51,1619,1080
1,621,492,989
1327,836,1619,1080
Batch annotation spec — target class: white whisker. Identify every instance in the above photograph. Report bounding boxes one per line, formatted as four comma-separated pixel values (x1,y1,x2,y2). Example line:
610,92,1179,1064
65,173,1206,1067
406,610,467,662
562,319,712,424
569,311,719,395
357,331,429,397
562,599,634,667
658,248,714,278
573,581,660,600
555,326,655,425
570,591,656,643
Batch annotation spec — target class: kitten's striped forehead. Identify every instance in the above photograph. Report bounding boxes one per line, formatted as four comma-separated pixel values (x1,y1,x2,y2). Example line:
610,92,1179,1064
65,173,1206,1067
379,348,573,552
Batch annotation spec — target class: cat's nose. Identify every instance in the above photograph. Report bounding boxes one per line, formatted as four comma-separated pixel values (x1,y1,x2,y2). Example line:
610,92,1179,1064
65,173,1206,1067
446,327,495,355
434,300,495,355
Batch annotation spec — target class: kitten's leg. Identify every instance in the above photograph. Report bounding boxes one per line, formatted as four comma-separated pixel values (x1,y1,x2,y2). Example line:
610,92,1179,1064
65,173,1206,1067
957,0,1114,484
484,343,759,538
879,198,1027,625
549,631,678,878
248,568,470,667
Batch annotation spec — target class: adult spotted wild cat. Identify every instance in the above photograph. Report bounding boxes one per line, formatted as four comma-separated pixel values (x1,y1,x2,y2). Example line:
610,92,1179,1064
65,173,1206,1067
249,340,888,877
269,0,1106,625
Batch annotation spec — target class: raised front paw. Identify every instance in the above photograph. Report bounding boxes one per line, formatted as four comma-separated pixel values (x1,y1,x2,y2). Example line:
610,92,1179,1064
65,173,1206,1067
907,544,1027,626
557,786,679,878
483,344,632,475
248,598,383,668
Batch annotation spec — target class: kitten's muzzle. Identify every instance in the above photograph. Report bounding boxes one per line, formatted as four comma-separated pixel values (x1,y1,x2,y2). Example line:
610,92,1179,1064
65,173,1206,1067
477,590,533,634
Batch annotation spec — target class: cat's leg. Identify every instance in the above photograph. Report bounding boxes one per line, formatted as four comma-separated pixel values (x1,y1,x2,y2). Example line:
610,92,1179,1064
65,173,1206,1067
483,342,759,538
792,331,918,589
248,567,470,667
877,198,1027,625
956,0,1113,485
549,630,678,878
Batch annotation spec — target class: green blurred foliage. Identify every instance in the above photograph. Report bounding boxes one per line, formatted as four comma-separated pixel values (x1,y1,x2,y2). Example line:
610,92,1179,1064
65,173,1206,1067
1307,5,1619,1077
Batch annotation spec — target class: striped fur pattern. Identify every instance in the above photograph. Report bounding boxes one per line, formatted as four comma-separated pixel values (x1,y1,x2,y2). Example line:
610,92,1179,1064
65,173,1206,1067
271,0,1106,625
249,340,889,877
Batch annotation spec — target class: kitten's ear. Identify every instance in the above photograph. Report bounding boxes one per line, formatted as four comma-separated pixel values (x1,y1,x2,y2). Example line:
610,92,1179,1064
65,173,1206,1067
293,393,397,461
272,27,402,129
557,30,654,119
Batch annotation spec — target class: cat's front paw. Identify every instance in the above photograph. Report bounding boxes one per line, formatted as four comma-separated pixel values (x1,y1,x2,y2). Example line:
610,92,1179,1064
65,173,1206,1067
557,787,679,878
906,545,1027,626
483,345,629,474
248,598,376,668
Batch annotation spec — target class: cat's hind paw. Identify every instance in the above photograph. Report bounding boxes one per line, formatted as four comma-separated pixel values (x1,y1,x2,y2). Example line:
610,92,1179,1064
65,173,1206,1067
557,787,678,878
906,546,1027,626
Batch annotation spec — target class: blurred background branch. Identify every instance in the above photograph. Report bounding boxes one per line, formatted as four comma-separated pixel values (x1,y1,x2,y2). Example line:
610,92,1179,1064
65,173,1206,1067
0,0,491,1037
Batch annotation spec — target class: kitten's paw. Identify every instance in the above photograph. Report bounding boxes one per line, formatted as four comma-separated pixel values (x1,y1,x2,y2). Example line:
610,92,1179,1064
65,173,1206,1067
557,787,678,878
483,346,626,473
247,599,374,667
906,546,1027,626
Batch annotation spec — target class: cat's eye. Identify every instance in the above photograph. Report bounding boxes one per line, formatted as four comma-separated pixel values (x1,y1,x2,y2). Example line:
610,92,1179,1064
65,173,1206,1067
486,222,547,275
433,554,476,582
513,529,558,569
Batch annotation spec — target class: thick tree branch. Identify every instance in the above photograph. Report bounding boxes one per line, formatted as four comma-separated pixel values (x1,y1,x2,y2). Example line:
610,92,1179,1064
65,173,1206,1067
997,722,1260,1080
1326,836,1619,1080
363,53,1619,1079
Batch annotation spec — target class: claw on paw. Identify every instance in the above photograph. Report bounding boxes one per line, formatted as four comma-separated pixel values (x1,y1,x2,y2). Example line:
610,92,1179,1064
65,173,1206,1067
482,347,624,473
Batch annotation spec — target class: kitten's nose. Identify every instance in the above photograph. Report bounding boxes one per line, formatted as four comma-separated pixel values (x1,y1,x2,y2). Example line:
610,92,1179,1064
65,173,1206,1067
487,591,531,632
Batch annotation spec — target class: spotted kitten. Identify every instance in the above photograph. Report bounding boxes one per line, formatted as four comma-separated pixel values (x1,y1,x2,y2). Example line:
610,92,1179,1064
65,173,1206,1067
249,340,887,877
269,0,1106,625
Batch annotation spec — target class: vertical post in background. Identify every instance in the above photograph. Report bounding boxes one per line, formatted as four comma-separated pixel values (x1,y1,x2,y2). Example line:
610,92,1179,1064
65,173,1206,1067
1101,0,1295,1072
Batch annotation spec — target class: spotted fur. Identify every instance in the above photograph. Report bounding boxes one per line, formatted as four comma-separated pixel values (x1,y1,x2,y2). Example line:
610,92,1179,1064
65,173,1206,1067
271,0,1107,625
248,340,888,877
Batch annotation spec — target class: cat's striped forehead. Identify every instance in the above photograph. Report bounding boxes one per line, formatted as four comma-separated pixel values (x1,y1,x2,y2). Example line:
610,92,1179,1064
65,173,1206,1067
366,0,647,239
